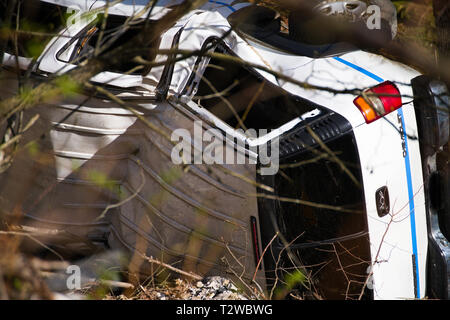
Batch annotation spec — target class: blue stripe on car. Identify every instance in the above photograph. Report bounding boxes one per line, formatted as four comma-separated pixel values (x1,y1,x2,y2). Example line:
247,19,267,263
333,56,421,298
333,57,384,83
208,0,236,12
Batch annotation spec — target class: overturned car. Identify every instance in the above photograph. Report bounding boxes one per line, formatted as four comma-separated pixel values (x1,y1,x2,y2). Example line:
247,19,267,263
0,0,449,300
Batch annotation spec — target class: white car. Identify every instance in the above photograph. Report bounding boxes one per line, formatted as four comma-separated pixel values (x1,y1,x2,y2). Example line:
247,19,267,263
0,0,448,300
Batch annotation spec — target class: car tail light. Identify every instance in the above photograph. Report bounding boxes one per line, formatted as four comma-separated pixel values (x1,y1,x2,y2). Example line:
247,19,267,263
353,81,402,123
250,216,262,270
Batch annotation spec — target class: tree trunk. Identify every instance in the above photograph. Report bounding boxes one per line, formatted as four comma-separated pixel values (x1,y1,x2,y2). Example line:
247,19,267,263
433,0,450,82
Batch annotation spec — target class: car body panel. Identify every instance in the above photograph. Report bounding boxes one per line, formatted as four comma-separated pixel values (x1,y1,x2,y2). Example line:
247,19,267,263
353,105,427,299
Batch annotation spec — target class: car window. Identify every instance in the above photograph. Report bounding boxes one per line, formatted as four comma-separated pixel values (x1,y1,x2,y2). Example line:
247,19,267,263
274,133,367,243
57,14,160,76
1,0,68,59
192,44,317,131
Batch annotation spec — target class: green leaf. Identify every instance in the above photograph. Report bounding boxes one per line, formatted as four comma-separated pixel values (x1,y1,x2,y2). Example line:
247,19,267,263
54,75,80,97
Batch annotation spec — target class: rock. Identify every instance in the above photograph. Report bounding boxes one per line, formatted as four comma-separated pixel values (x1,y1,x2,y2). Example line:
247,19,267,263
156,292,167,300
182,276,247,300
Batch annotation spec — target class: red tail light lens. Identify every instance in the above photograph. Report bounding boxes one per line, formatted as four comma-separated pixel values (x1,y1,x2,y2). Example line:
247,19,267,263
353,81,402,123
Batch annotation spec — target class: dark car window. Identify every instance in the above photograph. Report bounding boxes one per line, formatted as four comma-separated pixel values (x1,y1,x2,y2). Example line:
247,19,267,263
257,130,372,299
275,133,367,243
0,0,68,58
194,44,317,130
60,14,160,75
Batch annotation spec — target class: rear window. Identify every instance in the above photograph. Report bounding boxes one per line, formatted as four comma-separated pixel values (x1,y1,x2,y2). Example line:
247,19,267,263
274,133,366,243
257,129,372,299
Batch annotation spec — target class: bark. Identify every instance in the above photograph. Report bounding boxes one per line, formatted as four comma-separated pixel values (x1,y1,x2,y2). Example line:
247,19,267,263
433,0,450,82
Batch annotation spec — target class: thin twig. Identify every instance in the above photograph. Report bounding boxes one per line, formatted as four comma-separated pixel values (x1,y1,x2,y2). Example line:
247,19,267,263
252,231,279,282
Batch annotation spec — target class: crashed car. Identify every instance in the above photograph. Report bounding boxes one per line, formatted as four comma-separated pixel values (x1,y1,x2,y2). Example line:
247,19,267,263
0,0,449,300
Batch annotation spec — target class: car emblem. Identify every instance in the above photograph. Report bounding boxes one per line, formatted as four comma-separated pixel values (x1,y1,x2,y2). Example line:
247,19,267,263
375,186,390,217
